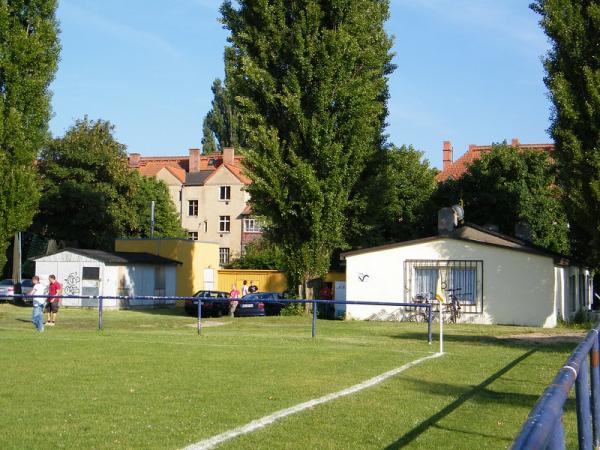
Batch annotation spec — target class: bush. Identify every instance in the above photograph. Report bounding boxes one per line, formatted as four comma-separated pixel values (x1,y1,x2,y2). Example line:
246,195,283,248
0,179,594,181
280,302,304,316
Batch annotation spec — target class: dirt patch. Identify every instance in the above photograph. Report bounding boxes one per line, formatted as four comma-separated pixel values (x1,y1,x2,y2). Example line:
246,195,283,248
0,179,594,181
497,332,586,345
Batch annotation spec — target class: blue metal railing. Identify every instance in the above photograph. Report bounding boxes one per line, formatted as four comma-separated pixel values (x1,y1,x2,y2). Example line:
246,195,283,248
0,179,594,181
10,294,434,344
512,321,600,450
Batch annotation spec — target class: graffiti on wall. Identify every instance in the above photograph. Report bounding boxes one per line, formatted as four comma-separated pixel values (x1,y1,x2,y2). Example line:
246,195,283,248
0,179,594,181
63,272,81,295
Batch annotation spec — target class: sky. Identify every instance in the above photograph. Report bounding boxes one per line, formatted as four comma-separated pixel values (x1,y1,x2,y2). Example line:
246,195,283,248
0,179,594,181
49,0,552,170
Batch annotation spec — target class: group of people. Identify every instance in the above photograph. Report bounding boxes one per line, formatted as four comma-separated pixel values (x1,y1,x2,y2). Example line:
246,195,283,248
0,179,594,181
29,275,62,332
228,280,258,317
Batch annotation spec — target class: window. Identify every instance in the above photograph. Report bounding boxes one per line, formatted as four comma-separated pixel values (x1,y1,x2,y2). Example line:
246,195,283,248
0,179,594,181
188,231,198,241
220,186,231,201
219,248,230,265
404,260,483,312
82,267,100,280
244,218,262,233
188,200,198,216
219,215,230,232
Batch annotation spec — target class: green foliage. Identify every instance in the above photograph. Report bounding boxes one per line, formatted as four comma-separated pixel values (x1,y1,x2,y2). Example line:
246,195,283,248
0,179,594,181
127,172,186,239
201,116,218,154
0,0,60,272
280,302,305,316
226,238,286,270
349,145,437,248
36,117,184,249
204,75,244,151
221,0,394,290
531,0,600,269
434,143,570,253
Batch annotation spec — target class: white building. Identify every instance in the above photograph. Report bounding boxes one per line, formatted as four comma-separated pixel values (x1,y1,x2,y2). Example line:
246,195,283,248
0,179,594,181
342,224,593,327
33,249,180,309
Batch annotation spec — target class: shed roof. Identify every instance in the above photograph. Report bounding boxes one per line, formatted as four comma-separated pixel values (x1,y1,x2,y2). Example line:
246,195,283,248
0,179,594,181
34,248,181,265
341,223,573,267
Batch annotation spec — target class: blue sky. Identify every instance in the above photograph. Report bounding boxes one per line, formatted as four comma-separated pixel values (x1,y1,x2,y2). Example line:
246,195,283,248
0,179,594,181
49,0,551,170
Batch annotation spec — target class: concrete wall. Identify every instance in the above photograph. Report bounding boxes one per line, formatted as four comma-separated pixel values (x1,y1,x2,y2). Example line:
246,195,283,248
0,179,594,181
345,238,559,327
115,238,219,296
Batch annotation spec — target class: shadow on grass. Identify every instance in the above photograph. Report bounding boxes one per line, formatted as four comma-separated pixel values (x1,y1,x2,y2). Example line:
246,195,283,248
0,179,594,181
384,349,537,449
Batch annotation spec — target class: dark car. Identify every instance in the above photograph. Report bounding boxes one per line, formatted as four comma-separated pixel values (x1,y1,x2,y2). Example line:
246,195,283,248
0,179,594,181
185,290,230,317
0,279,35,302
235,295,266,317
241,292,285,316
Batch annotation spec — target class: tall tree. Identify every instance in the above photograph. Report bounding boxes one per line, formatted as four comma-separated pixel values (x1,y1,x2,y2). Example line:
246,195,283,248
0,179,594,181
201,116,218,154
532,1,600,267
221,0,394,290
35,117,185,249
434,143,569,254
203,73,243,151
352,145,437,248
0,0,60,272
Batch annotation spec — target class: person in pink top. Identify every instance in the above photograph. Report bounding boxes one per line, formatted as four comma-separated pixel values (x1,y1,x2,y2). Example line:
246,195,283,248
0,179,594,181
229,284,240,318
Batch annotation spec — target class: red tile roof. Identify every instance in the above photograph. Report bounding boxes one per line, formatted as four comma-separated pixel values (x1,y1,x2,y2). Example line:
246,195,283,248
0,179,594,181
436,141,554,182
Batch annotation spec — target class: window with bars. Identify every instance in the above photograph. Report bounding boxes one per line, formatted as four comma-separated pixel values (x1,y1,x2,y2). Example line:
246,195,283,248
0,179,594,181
219,215,230,232
188,200,198,216
404,260,483,313
219,248,230,265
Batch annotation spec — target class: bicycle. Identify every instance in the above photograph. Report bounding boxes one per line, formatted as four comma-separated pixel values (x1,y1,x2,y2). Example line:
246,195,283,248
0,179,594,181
407,292,432,323
444,288,462,323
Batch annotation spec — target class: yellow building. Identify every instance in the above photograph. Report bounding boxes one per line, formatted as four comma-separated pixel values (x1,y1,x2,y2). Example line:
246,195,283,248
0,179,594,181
115,238,219,297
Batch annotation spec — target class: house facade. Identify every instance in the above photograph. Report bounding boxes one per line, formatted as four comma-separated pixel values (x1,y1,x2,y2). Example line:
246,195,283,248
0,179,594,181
342,224,593,327
128,147,262,266
34,249,180,309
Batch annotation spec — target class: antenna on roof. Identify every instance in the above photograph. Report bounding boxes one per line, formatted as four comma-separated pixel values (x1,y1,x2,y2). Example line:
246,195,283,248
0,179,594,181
451,204,464,222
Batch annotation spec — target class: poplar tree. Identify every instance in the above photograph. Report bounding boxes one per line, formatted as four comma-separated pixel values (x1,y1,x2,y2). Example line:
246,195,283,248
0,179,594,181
0,0,60,271
221,0,394,290
532,0,600,268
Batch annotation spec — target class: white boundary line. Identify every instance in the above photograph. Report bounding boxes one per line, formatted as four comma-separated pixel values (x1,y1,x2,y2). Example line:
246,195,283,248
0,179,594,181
183,352,444,450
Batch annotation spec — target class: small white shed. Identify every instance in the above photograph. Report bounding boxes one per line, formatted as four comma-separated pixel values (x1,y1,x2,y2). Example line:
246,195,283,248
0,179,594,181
342,224,593,327
33,248,180,309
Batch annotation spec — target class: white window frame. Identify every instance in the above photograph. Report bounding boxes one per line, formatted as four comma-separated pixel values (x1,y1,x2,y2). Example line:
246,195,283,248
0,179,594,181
219,186,231,201
244,217,262,233
188,200,198,216
219,215,230,233
188,231,198,241
219,248,230,265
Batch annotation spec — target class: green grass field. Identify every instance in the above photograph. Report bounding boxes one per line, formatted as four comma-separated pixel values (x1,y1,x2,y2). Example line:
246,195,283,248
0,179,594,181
0,304,582,449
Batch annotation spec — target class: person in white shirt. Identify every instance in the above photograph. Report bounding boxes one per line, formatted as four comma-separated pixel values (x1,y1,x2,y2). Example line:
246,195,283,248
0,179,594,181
30,275,46,332
242,280,249,297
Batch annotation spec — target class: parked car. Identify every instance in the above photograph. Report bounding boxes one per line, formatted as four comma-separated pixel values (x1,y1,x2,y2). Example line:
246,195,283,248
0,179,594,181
185,290,230,317
235,295,266,317
0,279,35,302
242,292,286,316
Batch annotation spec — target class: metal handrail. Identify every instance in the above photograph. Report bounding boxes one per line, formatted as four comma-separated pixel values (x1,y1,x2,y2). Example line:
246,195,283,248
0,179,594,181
512,321,600,449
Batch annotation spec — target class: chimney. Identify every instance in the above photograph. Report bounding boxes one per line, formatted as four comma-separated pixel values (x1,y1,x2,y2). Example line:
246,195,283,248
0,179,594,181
511,138,520,147
443,141,453,171
129,153,141,167
189,148,200,173
223,147,235,165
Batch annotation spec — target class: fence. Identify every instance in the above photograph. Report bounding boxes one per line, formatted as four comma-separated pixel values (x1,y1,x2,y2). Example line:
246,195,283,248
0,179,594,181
12,294,435,345
512,320,600,449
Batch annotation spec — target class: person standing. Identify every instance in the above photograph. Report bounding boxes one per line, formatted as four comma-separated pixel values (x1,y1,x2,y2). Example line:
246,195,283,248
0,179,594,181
248,280,258,293
30,276,46,332
229,284,240,318
241,280,249,297
45,274,62,326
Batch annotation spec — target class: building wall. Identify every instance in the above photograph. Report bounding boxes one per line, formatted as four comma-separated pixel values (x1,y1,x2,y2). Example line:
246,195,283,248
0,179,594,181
155,168,184,219
345,239,559,327
217,269,288,293
115,238,219,297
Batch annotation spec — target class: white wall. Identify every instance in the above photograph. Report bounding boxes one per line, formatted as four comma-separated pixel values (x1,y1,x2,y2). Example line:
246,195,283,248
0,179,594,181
345,238,558,327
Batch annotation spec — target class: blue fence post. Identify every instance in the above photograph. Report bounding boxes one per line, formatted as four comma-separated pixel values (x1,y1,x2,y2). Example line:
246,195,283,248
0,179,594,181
312,300,317,338
547,413,566,450
427,304,432,345
98,296,103,331
592,332,600,447
197,298,202,336
576,355,593,450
